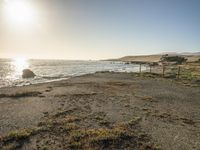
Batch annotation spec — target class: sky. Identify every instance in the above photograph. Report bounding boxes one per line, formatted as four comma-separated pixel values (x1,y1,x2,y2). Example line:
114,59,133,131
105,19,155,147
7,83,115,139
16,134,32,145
0,0,200,60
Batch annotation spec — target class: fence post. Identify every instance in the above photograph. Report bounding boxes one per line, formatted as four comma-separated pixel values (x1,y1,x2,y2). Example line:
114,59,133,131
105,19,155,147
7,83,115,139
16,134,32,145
162,65,165,77
150,65,152,73
177,66,181,79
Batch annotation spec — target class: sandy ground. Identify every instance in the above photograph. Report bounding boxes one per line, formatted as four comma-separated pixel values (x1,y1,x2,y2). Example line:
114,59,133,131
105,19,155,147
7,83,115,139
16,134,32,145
0,72,200,149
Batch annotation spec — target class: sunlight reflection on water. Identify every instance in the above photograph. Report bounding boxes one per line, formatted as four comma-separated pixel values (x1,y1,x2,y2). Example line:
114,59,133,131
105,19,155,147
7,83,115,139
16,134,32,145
1,59,145,88
11,58,29,79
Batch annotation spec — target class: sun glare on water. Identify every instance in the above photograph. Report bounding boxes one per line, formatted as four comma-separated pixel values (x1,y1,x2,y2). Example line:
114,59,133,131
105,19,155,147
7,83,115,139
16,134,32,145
3,0,37,28
13,57,29,75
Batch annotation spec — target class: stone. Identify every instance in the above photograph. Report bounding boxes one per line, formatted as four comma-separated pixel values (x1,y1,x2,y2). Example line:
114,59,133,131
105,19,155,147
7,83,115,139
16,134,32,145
22,69,36,78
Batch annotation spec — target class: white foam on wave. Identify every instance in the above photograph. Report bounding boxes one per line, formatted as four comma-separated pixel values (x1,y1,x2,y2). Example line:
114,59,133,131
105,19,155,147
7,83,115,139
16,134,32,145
0,59,145,88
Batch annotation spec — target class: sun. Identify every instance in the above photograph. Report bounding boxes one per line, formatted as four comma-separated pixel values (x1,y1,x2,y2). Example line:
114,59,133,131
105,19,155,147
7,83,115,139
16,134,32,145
3,0,36,28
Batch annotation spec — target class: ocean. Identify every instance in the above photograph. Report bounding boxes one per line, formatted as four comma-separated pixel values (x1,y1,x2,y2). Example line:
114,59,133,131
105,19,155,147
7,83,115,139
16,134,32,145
0,58,146,88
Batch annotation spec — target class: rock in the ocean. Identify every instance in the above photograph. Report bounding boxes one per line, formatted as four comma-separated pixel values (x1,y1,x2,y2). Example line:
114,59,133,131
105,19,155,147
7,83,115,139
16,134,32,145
22,69,36,78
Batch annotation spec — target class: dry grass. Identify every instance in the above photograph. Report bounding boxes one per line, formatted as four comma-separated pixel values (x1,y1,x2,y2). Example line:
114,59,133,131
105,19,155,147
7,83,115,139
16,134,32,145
0,91,42,98
67,117,148,149
0,127,46,150
0,111,159,150
141,96,153,101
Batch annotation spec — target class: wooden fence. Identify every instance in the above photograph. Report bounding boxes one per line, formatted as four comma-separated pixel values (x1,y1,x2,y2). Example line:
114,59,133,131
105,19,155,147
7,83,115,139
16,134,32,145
137,63,200,80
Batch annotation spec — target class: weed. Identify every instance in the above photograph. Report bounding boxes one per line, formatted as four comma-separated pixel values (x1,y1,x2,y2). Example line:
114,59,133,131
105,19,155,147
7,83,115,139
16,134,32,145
0,91,41,98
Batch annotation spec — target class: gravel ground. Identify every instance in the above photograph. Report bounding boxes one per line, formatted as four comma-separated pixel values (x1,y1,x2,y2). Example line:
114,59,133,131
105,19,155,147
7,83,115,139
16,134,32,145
0,72,200,149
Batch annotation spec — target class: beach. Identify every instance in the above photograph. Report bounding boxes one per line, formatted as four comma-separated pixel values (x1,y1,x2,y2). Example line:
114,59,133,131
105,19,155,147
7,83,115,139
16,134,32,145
0,72,200,149
1,0,200,149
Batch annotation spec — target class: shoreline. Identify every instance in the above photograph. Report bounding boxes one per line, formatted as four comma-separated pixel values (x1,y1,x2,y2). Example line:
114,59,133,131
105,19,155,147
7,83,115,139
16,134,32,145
0,68,138,89
0,72,200,149
0,62,139,89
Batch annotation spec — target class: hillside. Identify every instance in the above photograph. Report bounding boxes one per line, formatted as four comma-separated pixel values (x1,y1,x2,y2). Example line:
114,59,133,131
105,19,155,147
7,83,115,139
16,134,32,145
108,53,200,63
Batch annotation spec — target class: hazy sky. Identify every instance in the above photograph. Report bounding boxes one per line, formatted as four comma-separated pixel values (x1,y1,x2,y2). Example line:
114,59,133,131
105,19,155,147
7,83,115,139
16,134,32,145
0,0,200,60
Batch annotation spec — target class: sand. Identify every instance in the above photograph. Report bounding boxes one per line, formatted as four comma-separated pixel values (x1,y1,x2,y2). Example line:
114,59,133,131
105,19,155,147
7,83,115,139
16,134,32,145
0,72,200,149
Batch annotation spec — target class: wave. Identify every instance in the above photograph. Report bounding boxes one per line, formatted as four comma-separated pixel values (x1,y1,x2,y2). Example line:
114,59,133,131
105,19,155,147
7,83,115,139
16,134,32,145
0,59,145,88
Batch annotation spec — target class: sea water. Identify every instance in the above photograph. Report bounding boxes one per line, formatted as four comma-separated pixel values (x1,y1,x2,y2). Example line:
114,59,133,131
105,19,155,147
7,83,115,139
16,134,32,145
0,59,145,88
